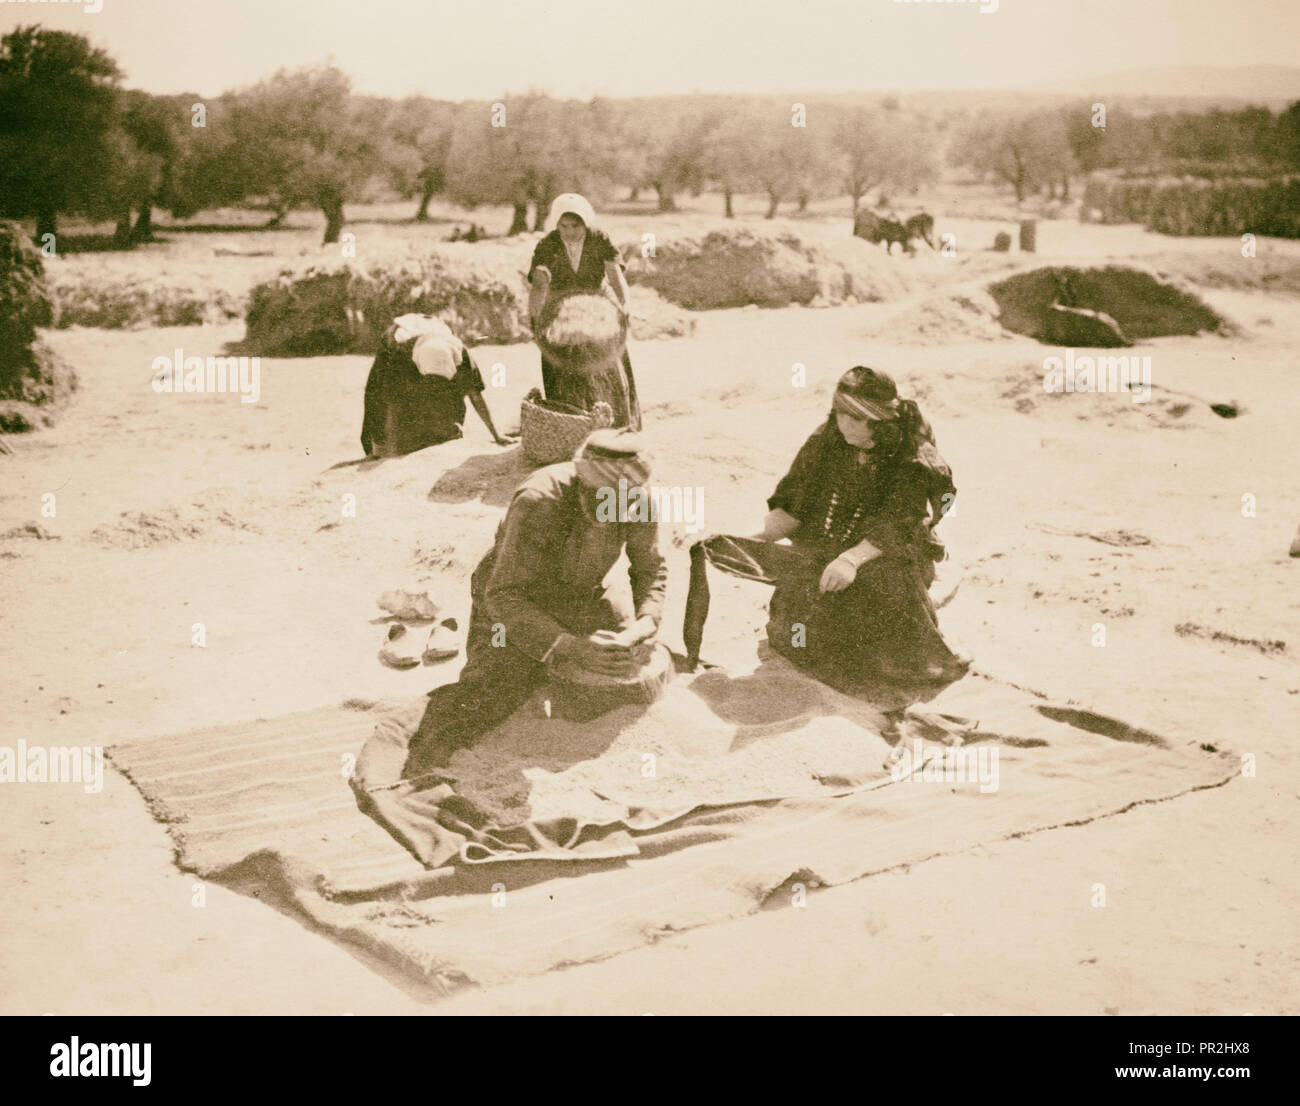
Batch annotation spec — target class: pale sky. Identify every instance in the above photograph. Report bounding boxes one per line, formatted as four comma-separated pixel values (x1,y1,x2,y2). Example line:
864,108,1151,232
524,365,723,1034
1,0,1297,99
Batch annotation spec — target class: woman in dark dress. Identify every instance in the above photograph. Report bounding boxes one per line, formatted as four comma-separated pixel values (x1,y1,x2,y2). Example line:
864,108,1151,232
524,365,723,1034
527,193,641,430
750,366,968,688
360,316,511,457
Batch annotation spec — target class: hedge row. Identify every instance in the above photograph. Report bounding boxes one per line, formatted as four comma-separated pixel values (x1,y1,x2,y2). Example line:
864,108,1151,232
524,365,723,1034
1083,173,1300,238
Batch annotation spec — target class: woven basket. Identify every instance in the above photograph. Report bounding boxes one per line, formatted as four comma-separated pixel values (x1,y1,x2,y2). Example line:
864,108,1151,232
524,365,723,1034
548,641,674,722
520,388,614,466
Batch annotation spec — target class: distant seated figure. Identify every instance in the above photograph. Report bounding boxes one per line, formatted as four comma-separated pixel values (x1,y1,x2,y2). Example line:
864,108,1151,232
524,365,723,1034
360,314,510,457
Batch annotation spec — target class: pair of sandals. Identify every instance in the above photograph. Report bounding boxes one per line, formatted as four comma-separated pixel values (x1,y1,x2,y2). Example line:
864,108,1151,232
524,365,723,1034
379,619,460,670
375,588,460,670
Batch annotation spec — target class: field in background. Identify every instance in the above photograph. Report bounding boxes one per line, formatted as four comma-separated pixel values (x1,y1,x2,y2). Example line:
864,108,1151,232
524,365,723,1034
26,179,1300,345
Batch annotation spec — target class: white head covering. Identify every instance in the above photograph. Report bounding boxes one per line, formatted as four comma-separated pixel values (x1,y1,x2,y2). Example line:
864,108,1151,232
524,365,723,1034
391,314,464,379
544,193,599,234
410,333,460,379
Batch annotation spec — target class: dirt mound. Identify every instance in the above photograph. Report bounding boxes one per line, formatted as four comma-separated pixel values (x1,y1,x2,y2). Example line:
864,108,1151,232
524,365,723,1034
0,338,78,433
245,250,526,356
244,242,697,358
0,221,77,432
624,226,910,310
50,272,244,328
627,286,696,340
874,288,1008,344
1136,252,1300,298
987,265,1226,347
90,494,262,550
0,522,61,541
999,361,1234,429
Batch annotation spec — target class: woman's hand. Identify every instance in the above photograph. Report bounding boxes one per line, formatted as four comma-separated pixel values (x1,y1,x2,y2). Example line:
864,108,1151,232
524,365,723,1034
819,554,860,594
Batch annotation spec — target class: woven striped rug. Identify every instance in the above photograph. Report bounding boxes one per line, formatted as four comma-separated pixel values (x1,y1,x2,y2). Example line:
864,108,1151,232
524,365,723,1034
108,669,1236,993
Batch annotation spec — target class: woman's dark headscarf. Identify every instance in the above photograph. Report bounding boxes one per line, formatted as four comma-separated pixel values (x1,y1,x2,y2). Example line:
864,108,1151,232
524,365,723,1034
829,366,934,459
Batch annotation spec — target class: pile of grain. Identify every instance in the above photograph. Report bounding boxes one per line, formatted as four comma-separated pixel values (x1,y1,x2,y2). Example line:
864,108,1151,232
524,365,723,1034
0,221,77,432
624,225,911,310
874,288,1008,345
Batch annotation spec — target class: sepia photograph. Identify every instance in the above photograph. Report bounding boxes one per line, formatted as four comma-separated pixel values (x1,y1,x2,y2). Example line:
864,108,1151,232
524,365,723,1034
0,0,1296,1053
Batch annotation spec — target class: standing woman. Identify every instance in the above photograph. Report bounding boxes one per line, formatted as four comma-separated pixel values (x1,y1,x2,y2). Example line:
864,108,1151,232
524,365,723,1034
527,194,641,430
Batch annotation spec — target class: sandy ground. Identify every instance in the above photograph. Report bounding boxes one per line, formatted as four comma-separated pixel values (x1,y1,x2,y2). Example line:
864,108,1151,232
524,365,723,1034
2,213,1298,1014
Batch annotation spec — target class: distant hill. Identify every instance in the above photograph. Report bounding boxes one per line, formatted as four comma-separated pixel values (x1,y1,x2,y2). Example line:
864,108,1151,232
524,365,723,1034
1054,66,1300,109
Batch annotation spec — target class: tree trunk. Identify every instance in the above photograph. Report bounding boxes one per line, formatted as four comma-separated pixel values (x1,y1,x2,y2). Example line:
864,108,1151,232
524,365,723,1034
133,200,154,241
36,206,57,246
507,201,529,236
532,198,551,232
724,189,734,219
765,192,779,219
797,192,809,213
1061,175,1071,201
114,211,133,246
653,182,676,212
321,198,345,245
628,185,640,201
414,178,436,221
851,191,860,217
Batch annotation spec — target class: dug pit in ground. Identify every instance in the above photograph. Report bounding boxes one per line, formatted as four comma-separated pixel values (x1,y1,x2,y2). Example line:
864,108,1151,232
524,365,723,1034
987,265,1227,347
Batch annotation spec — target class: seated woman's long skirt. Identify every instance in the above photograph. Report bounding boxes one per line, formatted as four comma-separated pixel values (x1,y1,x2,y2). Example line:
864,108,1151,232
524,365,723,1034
764,540,961,689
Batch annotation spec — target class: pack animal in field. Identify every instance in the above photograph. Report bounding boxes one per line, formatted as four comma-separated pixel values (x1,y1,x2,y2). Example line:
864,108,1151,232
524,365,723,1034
853,210,937,255
905,213,936,250
852,209,882,241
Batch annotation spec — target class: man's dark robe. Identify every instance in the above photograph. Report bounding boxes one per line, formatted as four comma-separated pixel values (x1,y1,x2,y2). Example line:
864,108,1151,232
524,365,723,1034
404,462,668,774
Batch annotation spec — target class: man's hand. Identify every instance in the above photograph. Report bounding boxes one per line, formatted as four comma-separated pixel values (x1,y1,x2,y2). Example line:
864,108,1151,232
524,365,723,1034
600,617,657,650
493,431,519,447
819,554,859,594
554,632,640,678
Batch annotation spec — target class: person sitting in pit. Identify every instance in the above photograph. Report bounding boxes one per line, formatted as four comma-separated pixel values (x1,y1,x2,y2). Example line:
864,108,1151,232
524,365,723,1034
360,314,511,458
